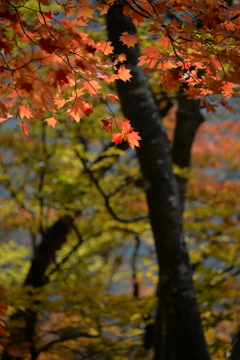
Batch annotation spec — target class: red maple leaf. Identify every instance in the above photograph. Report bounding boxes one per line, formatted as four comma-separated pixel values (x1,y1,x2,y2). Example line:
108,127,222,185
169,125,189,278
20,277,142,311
18,121,30,137
84,107,93,116
101,118,112,133
54,68,71,86
111,119,141,149
112,132,124,145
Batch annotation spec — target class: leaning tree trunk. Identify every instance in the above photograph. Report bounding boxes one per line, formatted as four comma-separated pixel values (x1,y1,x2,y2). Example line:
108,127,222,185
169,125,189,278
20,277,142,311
2,216,74,360
106,6,210,360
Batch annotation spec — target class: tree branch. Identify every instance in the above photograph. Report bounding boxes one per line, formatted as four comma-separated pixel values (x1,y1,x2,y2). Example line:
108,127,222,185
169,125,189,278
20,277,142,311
75,149,148,223
37,330,99,355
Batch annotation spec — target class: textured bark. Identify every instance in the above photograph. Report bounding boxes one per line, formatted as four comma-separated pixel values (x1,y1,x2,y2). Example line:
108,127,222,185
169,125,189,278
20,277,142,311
2,216,73,360
173,96,204,212
106,6,210,360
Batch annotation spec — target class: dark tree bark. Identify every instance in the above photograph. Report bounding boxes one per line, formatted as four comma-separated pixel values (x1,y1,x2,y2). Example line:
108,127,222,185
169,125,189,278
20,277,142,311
2,216,74,360
230,329,240,360
24,215,74,288
173,96,204,212
106,6,210,360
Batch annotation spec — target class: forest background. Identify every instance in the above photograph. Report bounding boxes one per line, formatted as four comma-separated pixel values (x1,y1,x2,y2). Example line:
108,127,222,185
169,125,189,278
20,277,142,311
0,0,240,360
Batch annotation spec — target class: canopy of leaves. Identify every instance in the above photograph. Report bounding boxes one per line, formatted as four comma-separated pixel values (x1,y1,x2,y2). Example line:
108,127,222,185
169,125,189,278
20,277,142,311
0,0,240,142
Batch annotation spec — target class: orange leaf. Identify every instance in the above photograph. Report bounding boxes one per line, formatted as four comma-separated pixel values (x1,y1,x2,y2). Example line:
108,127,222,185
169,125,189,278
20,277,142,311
157,37,171,50
124,129,141,149
83,80,102,95
201,100,217,113
19,105,32,119
219,99,236,114
116,66,132,82
96,39,114,55
97,2,110,15
115,53,127,63
221,82,235,98
112,132,124,145
0,101,8,118
120,119,141,149
18,122,30,137
107,94,119,102
119,31,138,48
111,119,142,149
44,116,59,128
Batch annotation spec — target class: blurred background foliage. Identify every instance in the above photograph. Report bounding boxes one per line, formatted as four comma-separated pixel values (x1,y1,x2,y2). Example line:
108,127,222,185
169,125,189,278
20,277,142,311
0,27,240,357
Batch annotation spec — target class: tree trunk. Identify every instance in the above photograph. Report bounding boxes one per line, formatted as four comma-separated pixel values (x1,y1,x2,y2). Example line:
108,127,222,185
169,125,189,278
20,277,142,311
106,6,210,360
230,329,240,360
2,216,74,360
173,96,204,212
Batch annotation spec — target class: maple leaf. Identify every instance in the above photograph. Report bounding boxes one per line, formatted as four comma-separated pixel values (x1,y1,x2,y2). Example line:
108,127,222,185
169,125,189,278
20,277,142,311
84,106,93,116
54,68,71,86
220,99,236,114
221,82,235,98
115,53,127,63
201,100,217,113
76,0,94,18
18,122,30,137
116,66,132,82
54,94,67,109
124,129,142,149
138,45,161,67
157,37,171,51
120,119,141,149
0,100,8,118
119,31,139,48
19,105,32,119
101,118,112,133
111,119,141,149
83,80,102,95
66,99,85,122
112,132,124,145
44,116,59,128
38,37,56,54
0,38,13,55
96,39,114,55
97,2,110,15
107,94,119,102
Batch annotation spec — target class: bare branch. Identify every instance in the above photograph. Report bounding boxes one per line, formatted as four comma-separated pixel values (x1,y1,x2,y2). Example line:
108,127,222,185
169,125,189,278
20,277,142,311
74,149,148,224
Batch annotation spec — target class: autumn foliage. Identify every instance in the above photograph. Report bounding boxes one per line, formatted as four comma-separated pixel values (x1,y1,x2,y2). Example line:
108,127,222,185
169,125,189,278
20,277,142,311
1,0,240,359
1,0,240,145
